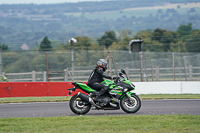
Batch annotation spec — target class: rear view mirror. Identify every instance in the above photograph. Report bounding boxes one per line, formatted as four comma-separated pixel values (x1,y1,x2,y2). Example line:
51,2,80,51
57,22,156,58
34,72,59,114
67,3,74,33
121,69,126,74
121,69,129,80
119,73,123,76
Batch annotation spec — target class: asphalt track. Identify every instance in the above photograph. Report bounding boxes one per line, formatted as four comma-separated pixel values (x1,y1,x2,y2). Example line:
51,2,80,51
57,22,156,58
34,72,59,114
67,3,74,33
0,99,200,118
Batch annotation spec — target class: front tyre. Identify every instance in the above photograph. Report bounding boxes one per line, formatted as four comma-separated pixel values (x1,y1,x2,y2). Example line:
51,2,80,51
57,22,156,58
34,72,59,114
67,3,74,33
120,94,141,113
69,94,91,115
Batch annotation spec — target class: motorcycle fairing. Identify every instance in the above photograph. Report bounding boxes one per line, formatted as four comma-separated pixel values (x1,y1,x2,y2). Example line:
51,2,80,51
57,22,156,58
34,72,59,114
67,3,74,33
121,79,135,90
70,82,95,93
101,80,117,89
119,91,135,100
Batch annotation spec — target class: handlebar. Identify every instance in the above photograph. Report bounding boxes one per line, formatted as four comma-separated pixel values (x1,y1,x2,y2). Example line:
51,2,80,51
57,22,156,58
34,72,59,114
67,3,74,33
114,73,126,83
114,77,120,83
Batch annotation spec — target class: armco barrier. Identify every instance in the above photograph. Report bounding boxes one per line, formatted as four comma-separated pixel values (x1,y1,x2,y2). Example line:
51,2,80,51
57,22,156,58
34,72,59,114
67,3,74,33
0,82,86,98
1,81,200,98
134,81,200,94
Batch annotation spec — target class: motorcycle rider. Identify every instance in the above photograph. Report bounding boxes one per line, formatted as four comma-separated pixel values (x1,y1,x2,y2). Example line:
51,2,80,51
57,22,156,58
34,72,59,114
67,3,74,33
87,59,116,102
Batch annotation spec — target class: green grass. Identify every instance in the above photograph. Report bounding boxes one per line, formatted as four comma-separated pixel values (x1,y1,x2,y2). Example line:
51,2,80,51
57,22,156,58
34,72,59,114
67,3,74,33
0,115,199,133
0,94,199,104
139,94,200,100
0,96,71,104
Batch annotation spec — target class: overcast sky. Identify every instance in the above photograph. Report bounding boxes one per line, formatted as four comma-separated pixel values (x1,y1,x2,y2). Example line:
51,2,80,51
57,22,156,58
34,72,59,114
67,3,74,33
0,0,106,4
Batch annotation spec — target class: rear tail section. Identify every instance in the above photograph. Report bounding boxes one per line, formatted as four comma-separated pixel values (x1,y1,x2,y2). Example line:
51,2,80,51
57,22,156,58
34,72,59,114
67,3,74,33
68,82,95,95
73,82,95,93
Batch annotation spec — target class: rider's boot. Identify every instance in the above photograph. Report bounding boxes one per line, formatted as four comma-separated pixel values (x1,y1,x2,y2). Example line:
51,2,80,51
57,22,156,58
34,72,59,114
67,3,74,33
94,87,108,102
90,91,98,97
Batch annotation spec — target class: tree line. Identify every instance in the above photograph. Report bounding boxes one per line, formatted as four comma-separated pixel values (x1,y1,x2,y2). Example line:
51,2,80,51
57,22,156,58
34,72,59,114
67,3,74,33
1,23,200,52
21,23,199,53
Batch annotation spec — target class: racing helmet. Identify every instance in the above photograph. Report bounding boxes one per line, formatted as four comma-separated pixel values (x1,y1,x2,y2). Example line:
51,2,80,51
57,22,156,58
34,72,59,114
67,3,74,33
97,59,107,71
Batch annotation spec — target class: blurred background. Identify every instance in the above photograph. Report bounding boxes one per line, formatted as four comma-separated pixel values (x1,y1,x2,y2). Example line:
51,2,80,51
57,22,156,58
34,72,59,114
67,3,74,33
0,0,200,82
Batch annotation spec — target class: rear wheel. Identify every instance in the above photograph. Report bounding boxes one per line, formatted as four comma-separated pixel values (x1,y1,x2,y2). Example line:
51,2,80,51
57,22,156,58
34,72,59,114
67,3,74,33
120,94,141,113
69,94,91,115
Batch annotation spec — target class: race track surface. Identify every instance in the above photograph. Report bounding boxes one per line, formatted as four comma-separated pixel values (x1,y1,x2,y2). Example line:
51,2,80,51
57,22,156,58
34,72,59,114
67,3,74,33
0,99,200,118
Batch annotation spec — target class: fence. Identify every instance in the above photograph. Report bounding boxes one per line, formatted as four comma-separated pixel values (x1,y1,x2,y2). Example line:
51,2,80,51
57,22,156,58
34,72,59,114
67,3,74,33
1,66,200,82
0,50,200,82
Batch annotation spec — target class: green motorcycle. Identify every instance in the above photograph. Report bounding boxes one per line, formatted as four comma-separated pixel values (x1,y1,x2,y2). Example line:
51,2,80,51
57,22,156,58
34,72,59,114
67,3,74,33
68,69,141,115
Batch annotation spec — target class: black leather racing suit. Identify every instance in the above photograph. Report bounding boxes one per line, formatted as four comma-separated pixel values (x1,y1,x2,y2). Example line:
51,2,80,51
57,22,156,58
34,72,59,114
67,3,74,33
87,68,112,96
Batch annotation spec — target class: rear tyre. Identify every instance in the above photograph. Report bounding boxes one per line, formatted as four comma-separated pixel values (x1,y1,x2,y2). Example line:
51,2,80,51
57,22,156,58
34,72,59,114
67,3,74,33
69,94,91,115
120,94,141,113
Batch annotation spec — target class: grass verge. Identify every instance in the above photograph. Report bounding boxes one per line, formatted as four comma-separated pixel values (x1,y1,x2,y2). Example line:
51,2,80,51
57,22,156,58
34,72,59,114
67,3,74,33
0,115,199,133
139,94,200,100
0,94,200,104
0,96,71,104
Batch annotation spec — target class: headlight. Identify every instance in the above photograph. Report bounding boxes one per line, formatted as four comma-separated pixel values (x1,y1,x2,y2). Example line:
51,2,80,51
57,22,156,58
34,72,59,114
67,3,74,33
124,88,128,92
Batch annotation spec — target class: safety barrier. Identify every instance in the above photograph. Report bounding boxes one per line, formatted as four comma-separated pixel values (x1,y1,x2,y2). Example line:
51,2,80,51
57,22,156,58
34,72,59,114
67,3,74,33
1,81,200,98
0,82,86,98
133,81,200,94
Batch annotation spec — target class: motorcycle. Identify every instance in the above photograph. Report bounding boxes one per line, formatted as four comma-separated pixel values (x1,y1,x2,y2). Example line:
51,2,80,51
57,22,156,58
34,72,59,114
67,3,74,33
68,69,141,115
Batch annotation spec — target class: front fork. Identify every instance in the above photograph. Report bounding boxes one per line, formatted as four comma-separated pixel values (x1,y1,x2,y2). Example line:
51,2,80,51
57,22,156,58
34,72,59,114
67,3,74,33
120,91,135,102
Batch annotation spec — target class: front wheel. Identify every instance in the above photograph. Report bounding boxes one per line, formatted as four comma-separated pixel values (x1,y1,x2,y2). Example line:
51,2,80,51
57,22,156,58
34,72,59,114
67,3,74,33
120,94,141,113
69,94,91,115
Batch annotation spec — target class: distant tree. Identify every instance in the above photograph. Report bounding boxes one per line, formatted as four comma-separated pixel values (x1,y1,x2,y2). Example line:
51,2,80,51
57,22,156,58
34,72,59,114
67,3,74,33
161,31,179,52
134,29,152,40
98,31,117,49
151,28,166,42
75,36,92,50
161,31,179,44
134,29,154,51
40,36,52,51
186,30,200,52
177,23,192,37
0,44,9,51
151,28,180,52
